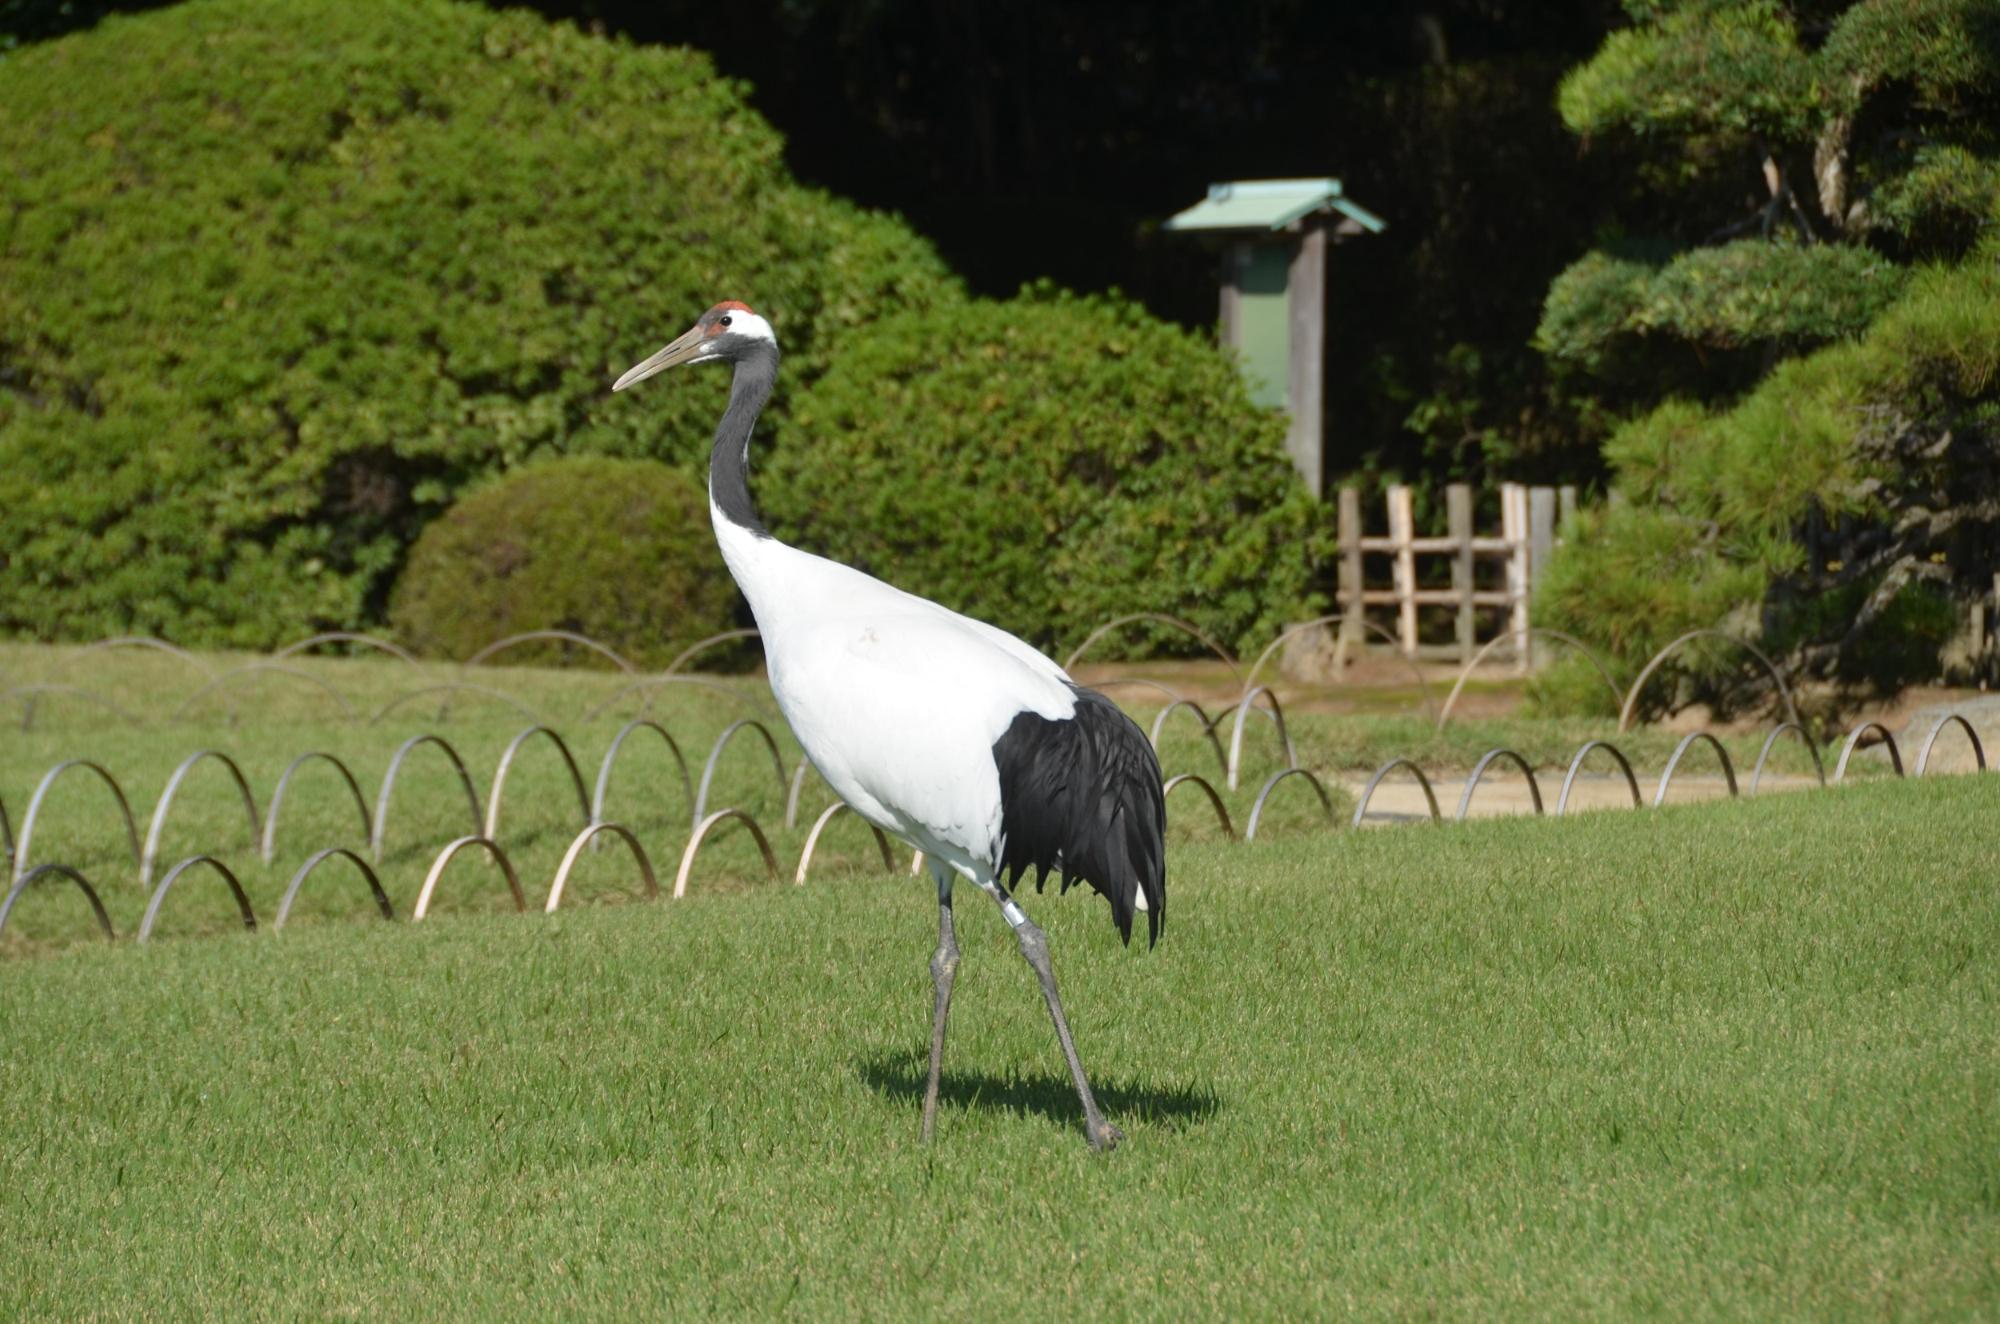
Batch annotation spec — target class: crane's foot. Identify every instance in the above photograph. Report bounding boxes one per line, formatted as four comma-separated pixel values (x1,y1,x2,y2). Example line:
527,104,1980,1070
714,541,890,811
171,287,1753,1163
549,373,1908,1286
1087,1119,1124,1152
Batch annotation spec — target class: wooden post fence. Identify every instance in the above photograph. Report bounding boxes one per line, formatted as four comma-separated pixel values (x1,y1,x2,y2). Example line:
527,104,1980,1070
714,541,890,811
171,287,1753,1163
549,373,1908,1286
1335,482,1575,670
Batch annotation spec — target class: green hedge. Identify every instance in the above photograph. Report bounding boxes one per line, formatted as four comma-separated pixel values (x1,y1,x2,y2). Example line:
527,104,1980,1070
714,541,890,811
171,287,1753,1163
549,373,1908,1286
388,457,735,668
0,0,955,646
761,288,1325,658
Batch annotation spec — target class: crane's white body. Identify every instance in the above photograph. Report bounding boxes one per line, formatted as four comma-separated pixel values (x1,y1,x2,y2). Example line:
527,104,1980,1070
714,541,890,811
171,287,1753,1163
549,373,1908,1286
713,500,1075,880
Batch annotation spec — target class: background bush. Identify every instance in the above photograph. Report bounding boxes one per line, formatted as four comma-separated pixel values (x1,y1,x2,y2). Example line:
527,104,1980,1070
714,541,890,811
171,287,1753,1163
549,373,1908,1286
761,288,1326,658
0,0,955,646
388,457,735,668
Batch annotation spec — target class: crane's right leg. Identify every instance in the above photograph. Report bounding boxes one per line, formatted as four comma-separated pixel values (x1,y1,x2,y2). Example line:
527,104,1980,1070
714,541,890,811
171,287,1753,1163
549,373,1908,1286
920,861,960,1144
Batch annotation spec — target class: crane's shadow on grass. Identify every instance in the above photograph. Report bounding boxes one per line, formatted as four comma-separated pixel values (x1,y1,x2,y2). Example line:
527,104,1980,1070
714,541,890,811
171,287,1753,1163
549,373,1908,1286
857,1051,1220,1133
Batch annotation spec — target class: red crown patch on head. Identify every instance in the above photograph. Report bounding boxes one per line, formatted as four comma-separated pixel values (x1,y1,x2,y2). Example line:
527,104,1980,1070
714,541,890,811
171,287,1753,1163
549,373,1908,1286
714,300,754,314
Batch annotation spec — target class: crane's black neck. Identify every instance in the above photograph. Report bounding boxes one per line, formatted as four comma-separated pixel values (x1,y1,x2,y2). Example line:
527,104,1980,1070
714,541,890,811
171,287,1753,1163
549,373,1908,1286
710,343,777,539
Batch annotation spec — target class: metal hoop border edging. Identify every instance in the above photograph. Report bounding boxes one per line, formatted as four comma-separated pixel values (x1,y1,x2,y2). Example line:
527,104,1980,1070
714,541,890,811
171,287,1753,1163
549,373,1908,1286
1162,773,1235,841
793,802,897,885
672,809,780,899
1834,721,1904,783
485,726,592,842
1149,699,1229,777
1220,686,1297,792
168,663,358,726
692,720,790,826
14,759,143,886
140,750,261,888
1245,768,1336,842
545,822,661,913
1241,613,1438,723
262,752,373,863
459,630,638,675
1653,731,1739,807
1914,712,1986,776
1351,759,1442,828
274,847,394,929
1061,613,1242,685
369,684,544,728
137,854,256,942
1437,628,1622,731
1618,629,1800,733
0,862,115,941
1748,723,1826,796
1456,748,1544,821
372,734,485,863
1555,740,1642,815
594,719,697,832
412,835,525,919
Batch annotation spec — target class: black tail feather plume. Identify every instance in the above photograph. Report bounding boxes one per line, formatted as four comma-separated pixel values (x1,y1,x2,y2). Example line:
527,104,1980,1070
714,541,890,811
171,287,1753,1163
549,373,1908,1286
991,684,1167,945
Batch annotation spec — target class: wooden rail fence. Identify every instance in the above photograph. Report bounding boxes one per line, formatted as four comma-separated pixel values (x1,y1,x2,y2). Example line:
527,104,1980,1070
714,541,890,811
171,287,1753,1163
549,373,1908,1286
1336,482,1577,668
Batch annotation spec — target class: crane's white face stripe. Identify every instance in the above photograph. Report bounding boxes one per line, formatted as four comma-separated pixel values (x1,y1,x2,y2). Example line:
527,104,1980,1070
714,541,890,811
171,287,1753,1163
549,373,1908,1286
722,310,775,344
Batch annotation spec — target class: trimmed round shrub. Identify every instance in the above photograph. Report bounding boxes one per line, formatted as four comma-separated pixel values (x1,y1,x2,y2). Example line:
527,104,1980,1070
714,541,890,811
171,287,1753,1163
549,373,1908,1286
389,458,736,668
0,0,955,646
761,287,1326,657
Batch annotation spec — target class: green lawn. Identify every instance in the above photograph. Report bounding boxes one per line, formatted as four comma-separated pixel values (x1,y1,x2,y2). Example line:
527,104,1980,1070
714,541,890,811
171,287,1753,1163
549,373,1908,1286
2,770,1994,1318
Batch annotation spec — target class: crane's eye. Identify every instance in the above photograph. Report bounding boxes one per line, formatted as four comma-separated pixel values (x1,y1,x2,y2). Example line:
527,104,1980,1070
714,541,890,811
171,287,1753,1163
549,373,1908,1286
719,314,734,328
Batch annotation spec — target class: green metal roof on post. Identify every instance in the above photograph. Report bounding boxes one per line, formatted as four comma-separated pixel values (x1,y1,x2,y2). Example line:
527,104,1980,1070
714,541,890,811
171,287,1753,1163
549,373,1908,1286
1165,178,1384,499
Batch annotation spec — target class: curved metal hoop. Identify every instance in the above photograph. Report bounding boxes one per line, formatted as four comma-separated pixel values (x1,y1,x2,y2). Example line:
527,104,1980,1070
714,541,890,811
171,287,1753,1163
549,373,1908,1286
1748,723,1826,796
1617,629,1800,733
672,809,780,899
594,719,696,831
1834,721,1904,783
140,750,261,888
372,735,484,863
0,863,115,941
1351,759,1442,827
793,802,897,885
273,847,394,928
0,795,12,867
693,720,789,825
369,684,543,727
1241,613,1438,721
1456,749,1544,821
14,759,142,886
272,632,421,666
137,855,256,941
1149,699,1228,775
168,663,358,726
665,629,762,674
1061,613,1242,684
28,636,210,730
1245,768,1336,842
6,684,145,731
1221,686,1297,791
582,674,768,724
1556,740,1643,815
485,726,592,841
460,630,638,674
1914,712,1986,775
545,822,661,912
262,752,372,862
1437,628,1622,730
785,759,825,831
1162,773,1235,840
1087,677,1189,706
412,836,525,919
1653,731,1739,807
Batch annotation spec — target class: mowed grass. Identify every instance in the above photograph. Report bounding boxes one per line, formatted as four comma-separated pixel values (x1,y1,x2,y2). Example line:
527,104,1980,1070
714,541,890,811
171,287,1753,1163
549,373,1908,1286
2,771,1995,1318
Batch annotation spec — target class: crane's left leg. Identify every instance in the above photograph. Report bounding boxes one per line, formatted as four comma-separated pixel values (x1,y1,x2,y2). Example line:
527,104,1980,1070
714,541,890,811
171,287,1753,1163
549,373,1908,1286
980,879,1123,1152
920,860,960,1144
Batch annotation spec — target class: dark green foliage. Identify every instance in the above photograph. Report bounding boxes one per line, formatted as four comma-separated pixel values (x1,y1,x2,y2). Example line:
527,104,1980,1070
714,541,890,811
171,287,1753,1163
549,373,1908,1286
1558,0,1818,141
0,0,955,646
1538,241,1907,369
388,457,735,668
761,288,1326,658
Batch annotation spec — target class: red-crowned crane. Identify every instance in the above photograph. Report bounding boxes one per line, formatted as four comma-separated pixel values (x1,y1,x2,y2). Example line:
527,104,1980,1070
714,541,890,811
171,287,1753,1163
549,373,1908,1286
614,301,1165,1151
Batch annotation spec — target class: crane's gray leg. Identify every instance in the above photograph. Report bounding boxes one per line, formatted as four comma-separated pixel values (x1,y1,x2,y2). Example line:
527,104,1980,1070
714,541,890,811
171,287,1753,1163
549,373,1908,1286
921,862,960,1144
983,881,1122,1152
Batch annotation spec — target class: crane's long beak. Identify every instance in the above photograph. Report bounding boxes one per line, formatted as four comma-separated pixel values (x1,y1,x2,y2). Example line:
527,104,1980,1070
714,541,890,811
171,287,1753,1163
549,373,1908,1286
612,323,709,392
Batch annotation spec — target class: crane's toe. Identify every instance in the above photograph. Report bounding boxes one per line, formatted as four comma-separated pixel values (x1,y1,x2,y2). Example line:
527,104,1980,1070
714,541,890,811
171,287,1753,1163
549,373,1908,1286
1087,1119,1125,1152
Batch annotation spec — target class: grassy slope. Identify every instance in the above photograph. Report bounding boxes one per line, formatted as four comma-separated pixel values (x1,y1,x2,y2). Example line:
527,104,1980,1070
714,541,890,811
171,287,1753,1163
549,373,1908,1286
2,773,1994,1318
